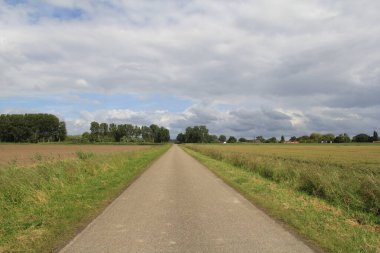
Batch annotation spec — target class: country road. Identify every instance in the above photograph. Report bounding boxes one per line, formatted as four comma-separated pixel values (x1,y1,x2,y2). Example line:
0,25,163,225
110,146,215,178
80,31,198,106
60,145,316,253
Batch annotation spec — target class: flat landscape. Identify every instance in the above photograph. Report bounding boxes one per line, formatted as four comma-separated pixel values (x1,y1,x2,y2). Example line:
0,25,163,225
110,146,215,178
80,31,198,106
1,143,379,252
0,144,151,166
3,1,380,252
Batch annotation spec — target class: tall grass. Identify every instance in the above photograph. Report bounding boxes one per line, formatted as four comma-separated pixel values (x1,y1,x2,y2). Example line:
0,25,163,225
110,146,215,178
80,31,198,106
185,144,380,224
0,145,170,252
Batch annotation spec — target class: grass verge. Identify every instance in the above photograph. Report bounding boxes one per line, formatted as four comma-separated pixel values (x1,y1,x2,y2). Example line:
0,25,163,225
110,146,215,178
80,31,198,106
0,144,170,253
182,146,379,253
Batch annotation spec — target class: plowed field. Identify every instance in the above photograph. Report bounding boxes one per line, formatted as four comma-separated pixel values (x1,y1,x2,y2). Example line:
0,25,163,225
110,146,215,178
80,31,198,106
0,144,151,166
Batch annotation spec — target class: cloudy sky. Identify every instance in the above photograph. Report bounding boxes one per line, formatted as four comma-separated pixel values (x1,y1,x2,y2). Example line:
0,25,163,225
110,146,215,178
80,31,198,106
1,0,379,138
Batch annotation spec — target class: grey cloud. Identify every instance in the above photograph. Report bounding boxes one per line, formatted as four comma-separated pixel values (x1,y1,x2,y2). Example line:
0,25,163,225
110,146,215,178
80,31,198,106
303,109,378,135
6,102,376,139
226,108,294,134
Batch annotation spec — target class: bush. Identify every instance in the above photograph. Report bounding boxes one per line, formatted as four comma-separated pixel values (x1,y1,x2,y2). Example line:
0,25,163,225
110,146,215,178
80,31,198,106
358,176,380,215
298,171,326,198
76,151,95,160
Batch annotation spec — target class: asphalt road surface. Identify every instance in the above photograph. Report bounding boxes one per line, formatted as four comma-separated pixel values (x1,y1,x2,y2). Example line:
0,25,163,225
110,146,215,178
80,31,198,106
60,145,316,253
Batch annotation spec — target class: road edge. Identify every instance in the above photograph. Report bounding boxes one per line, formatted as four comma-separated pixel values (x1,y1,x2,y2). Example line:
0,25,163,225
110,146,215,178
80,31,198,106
180,145,325,253
55,144,172,253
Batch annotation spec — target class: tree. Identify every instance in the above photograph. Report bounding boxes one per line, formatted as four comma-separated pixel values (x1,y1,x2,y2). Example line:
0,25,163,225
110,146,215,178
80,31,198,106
373,131,378,141
266,137,277,143
58,121,67,141
334,133,350,143
159,127,170,143
238,137,247,142
109,123,118,140
177,126,218,143
176,133,186,143
280,135,285,143
185,126,197,143
34,114,60,142
141,126,153,142
227,136,237,143
309,133,322,143
322,133,335,143
255,136,265,143
124,124,134,141
117,124,128,142
198,126,209,143
146,124,170,143
207,135,219,143
150,124,160,143
0,113,63,143
184,126,207,143
90,121,100,142
99,123,108,137
289,136,297,142
133,126,142,139
218,135,226,143
297,135,310,143
82,132,90,142
88,122,169,143
353,133,370,142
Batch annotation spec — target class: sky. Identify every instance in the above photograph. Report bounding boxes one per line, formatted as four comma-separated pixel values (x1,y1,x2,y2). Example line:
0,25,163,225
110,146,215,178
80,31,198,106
1,0,379,139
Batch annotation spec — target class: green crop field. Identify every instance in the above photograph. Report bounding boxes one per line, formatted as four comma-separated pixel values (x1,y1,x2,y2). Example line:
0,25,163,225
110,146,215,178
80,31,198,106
183,143,380,253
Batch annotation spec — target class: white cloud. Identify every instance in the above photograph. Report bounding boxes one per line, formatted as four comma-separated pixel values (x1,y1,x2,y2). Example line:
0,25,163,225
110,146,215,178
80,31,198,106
1,0,380,136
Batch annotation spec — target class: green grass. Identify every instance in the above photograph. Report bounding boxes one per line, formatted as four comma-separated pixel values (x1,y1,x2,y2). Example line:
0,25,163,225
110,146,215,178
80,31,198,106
182,145,380,253
0,144,170,253
184,144,380,221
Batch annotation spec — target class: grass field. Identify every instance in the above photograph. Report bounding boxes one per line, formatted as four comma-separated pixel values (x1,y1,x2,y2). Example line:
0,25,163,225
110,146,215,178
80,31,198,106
183,143,380,253
0,144,170,253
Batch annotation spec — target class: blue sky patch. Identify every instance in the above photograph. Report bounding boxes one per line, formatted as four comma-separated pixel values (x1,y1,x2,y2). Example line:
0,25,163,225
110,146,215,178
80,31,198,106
0,93,192,119
19,2,85,22
5,0,27,6
77,93,192,112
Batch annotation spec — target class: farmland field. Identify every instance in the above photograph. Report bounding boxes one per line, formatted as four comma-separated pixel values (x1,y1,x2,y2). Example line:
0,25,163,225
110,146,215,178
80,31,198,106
207,143,380,170
183,143,380,253
0,144,151,166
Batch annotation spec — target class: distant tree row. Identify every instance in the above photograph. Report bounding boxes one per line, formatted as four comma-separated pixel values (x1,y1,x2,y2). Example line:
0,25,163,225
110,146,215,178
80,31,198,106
176,126,215,143
82,122,170,143
287,131,378,143
0,114,66,142
176,126,379,144
176,126,236,144
251,131,378,143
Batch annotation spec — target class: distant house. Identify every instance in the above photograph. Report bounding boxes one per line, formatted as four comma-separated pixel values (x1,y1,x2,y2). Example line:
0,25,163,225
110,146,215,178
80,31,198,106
285,141,299,144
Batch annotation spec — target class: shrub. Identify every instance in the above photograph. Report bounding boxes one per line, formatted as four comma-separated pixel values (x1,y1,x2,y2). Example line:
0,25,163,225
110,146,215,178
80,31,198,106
76,151,95,160
358,176,380,215
298,171,327,198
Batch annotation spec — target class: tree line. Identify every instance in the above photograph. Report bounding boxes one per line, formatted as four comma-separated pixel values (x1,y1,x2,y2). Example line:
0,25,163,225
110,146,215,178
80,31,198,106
0,114,67,142
176,125,379,144
287,131,378,143
80,122,170,143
